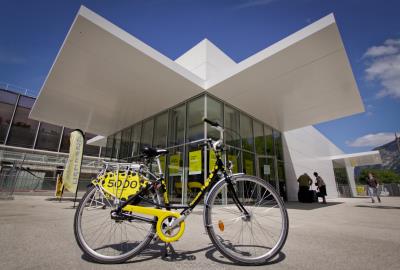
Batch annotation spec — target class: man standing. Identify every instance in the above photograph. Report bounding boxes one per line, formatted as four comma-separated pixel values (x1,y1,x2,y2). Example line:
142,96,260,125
367,172,381,203
313,172,327,204
297,173,312,202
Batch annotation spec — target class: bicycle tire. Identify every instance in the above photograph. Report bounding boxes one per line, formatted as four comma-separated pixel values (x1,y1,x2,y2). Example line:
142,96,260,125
74,185,156,264
204,174,289,265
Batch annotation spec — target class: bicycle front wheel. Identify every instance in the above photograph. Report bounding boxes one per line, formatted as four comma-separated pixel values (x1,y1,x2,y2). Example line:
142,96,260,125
74,186,156,263
204,175,289,265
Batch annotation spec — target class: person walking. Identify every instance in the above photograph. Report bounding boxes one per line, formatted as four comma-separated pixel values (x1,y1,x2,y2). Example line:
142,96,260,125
313,172,327,204
367,172,381,203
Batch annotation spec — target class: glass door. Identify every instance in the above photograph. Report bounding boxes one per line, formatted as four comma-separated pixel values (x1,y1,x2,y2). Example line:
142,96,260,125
256,155,279,194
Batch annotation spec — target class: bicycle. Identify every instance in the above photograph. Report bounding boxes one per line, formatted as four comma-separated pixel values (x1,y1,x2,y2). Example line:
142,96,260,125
74,118,289,265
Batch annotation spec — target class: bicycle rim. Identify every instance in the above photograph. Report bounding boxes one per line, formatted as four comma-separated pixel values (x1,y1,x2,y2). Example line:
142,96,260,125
74,186,155,263
204,175,288,265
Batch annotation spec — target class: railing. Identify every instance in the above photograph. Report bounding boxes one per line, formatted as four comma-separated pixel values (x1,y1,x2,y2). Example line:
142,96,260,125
336,184,352,198
0,149,103,173
0,81,37,97
356,184,400,197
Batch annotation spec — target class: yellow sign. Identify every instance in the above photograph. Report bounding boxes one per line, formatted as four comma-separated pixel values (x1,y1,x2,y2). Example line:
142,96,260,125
159,155,166,173
244,159,254,175
62,130,84,193
55,174,63,198
169,154,181,176
228,154,238,173
189,150,202,175
99,171,145,201
209,150,217,172
356,185,366,195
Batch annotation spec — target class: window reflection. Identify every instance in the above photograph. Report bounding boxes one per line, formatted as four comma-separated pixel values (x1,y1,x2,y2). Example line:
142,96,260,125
206,96,223,140
140,119,154,149
240,113,253,152
119,127,132,160
131,123,141,157
0,90,18,143
153,113,168,148
224,105,240,148
253,120,265,155
35,122,62,151
168,105,185,146
187,97,204,142
7,96,39,148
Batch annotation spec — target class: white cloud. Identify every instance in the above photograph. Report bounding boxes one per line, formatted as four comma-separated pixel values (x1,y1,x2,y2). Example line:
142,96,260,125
364,38,400,99
346,132,395,147
234,0,277,9
363,45,398,58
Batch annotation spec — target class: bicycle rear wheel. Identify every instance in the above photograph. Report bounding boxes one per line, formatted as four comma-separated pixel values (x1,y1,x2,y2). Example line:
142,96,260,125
204,175,289,265
74,185,156,263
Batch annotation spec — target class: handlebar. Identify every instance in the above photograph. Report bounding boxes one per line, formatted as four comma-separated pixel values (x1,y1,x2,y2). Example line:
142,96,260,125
202,117,220,127
203,117,224,151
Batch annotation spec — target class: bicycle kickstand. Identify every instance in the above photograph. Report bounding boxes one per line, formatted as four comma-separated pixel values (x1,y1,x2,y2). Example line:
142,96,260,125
162,242,177,260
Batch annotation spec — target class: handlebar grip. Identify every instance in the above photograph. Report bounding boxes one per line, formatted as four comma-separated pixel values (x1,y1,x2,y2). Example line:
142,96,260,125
202,117,219,127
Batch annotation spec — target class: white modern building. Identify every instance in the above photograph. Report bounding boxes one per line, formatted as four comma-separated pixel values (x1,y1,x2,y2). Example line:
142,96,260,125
30,6,381,202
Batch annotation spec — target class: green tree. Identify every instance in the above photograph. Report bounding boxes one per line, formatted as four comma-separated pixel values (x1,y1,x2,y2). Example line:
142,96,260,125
357,169,400,184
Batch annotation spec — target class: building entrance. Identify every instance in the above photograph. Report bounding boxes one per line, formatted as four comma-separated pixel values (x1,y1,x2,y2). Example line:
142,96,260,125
256,155,279,192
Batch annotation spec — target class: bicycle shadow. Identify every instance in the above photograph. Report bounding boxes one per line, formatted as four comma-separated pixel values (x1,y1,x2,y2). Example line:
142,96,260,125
204,246,286,266
81,241,286,266
80,242,215,264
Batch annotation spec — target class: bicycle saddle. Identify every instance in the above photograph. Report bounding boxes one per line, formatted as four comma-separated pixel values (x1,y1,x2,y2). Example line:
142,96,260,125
141,147,169,158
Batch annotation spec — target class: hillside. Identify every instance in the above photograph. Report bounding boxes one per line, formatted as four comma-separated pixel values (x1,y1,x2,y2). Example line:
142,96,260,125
373,139,400,173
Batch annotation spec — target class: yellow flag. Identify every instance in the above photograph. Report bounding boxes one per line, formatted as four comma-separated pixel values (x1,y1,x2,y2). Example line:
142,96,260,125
62,130,84,193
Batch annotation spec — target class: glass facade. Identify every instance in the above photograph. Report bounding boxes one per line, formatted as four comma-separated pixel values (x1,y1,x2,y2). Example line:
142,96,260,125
7,96,39,148
0,88,100,157
0,90,18,144
107,93,286,203
35,122,62,151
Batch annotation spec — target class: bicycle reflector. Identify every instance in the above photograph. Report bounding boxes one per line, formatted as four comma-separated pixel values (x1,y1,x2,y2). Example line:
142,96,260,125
218,220,224,232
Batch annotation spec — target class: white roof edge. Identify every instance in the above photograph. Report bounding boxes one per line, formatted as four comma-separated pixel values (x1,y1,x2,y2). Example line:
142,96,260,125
30,6,83,119
205,13,337,89
329,150,381,160
78,6,205,88
87,135,107,147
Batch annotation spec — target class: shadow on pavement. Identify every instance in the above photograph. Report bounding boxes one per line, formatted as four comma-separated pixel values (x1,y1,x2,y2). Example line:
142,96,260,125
355,205,400,210
205,247,286,266
285,202,342,210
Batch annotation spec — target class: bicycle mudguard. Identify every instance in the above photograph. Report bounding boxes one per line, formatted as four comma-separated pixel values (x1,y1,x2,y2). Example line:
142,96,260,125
122,205,185,243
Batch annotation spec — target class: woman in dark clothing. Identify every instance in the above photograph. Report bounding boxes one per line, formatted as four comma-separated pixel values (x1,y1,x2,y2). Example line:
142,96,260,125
313,172,327,204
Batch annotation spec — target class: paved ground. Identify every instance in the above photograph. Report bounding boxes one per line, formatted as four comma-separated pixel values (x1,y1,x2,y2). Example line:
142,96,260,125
1,195,399,270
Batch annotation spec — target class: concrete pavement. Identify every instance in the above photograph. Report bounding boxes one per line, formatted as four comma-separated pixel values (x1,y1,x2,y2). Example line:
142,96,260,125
0,195,399,270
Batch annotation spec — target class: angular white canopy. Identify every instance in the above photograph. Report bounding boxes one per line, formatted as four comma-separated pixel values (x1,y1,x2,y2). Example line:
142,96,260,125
30,6,364,136
330,151,382,167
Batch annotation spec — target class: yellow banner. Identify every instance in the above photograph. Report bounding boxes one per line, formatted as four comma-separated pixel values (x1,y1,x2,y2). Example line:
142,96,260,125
169,153,181,176
244,159,254,176
159,155,166,173
189,150,202,175
209,150,217,172
62,130,84,193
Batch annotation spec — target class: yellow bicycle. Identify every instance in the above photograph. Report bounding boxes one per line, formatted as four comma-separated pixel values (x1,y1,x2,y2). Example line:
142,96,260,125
74,118,289,265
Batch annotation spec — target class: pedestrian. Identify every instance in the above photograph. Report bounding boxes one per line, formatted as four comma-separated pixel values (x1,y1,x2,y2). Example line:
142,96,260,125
313,172,327,204
367,172,381,203
297,173,312,202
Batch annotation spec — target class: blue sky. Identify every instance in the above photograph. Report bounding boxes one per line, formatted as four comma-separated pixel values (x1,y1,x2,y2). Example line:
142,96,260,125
1,0,399,153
